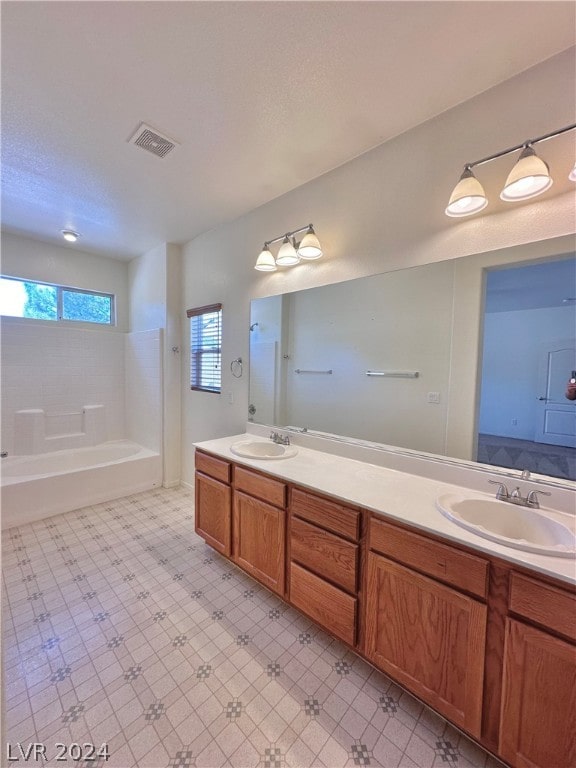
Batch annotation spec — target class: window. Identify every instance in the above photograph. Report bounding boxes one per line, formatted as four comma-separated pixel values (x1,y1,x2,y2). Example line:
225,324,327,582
0,276,115,325
188,303,222,393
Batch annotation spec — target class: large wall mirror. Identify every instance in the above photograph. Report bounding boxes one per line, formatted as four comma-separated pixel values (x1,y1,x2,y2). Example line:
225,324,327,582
249,236,576,486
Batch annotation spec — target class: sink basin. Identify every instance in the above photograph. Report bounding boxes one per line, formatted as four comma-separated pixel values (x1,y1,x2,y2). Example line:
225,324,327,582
436,493,576,557
230,439,298,460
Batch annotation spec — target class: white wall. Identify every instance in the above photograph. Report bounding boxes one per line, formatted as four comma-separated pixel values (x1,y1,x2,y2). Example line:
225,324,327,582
181,49,576,485
479,306,575,439
1,232,129,330
129,242,182,485
128,243,167,332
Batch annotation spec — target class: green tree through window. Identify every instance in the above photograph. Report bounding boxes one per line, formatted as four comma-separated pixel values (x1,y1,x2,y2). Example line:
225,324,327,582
62,290,112,323
1,277,114,325
23,282,57,320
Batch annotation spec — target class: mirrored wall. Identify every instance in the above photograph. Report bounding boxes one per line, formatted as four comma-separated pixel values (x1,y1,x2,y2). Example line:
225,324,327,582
249,239,576,483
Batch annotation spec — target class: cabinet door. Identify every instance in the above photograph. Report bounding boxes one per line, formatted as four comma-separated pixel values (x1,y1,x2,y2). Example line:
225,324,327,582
499,618,576,768
195,471,232,556
233,491,285,595
365,552,487,736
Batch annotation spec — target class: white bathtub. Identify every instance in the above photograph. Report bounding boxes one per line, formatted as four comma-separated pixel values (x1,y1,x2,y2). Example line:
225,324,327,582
1,440,162,529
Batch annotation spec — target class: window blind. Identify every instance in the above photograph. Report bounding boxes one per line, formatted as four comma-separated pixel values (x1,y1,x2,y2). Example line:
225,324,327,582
187,303,222,393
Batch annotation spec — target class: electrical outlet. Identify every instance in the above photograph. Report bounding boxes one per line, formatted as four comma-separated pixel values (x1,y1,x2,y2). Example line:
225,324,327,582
227,392,234,405
511,418,518,426
427,392,441,404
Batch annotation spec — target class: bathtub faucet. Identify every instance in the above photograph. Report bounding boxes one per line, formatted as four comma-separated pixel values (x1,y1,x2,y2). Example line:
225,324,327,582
1,451,8,458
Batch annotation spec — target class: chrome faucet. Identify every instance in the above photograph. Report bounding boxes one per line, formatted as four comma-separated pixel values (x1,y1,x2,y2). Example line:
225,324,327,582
270,430,290,446
489,479,551,509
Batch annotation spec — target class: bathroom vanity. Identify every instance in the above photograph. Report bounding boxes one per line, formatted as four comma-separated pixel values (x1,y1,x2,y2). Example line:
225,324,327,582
194,432,576,768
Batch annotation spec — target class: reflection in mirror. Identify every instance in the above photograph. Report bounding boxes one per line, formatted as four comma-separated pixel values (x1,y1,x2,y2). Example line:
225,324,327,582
249,246,576,484
478,259,576,481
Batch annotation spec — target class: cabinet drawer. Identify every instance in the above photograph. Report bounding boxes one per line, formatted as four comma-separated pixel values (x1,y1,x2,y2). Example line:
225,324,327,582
291,517,358,594
370,517,488,599
195,450,231,484
291,488,360,541
290,562,356,646
234,466,286,508
509,572,576,642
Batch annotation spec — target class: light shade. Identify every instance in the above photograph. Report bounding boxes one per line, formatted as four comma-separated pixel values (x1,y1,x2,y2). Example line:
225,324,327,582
275,236,300,266
254,246,277,272
569,162,576,182
500,145,552,201
297,226,323,260
61,229,80,242
445,168,487,217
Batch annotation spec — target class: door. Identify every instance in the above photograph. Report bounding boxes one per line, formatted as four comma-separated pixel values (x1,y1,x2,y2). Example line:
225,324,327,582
233,491,285,595
195,472,232,556
364,552,487,736
534,339,576,447
499,618,576,768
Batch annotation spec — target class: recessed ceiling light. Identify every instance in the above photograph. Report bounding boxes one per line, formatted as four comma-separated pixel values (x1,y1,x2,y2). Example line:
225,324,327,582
61,230,80,242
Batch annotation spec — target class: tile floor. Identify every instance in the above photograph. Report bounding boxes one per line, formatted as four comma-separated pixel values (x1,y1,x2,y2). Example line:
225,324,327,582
3,487,504,768
477,433,576,481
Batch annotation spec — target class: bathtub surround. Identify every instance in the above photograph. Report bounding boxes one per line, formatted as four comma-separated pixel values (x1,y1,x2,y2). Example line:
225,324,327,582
124,330,162,453
1,320,126,457
1,322,163,528
0,321,162,457
1,233,180,486
2,487,500,768
14,405,106,455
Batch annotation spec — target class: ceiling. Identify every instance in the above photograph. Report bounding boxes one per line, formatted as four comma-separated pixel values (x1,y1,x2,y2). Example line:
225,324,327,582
2,1,575,261
486,257,576,313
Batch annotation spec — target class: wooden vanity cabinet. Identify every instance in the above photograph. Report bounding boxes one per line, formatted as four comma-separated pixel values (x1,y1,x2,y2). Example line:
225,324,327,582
365,516,488,736
289,488,361,646
194,450,576,768
232,467,287,596
499,572,576,768
194,451,232,556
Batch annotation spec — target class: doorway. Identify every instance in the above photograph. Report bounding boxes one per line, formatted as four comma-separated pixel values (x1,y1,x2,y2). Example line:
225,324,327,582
477,257,576,481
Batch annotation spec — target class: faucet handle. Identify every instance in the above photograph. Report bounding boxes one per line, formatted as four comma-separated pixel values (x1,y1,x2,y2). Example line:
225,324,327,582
489,480,509,499
526,489,551,508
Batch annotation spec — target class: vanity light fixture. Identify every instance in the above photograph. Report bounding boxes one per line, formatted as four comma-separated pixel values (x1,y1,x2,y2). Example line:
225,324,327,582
445,167,488,217
445,123,576,217
254,224,323,271
61,229,80,243
276,236,300,267
500,144,552,201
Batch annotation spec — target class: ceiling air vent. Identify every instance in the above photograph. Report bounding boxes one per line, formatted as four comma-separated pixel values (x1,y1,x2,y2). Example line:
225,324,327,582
128,123,178,159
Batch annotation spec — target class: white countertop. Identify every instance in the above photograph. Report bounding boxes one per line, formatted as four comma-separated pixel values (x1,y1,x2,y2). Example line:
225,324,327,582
194,433,576,587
